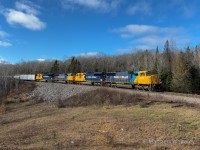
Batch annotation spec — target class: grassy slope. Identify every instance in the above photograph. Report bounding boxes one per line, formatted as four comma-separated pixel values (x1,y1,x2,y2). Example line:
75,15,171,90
1,100,200,150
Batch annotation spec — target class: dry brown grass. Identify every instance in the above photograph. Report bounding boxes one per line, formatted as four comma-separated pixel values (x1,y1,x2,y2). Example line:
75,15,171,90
1,85,200,149
5,82,35,104
1,97,200,149
61,88,153,108
0,103,6,114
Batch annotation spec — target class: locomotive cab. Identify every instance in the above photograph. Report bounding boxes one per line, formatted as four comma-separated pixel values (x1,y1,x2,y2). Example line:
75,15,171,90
134,71,161,91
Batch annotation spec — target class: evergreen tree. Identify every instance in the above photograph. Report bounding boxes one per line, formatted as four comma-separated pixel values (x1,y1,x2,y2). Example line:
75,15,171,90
160,40,173,91
68,57,82,73
171,52,192,93
185,46,193,64
185,46,199,93
51,60,59,74
163,40,172,72
94,61,99,72
144,49,149,70
153,46,159,72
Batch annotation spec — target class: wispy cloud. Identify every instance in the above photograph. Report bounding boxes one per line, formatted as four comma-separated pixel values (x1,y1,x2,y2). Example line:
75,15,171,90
2,1,46,30
15,1,40,15
0,41,12,47
115,47,134,54
181,5,197,18
132,36,171,50
0,56,7,63
0,30,9,38
80,52,102,57
112,24,183,38
113,24,189,49
60,0,123,13
0,28,11,47
127,1,151,15
155,0,199,19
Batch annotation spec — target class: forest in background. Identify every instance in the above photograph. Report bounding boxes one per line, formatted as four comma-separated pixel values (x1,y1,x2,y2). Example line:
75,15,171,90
1,40,200,103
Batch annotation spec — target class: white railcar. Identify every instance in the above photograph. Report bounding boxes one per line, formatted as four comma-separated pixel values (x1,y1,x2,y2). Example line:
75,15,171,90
19,74,35,81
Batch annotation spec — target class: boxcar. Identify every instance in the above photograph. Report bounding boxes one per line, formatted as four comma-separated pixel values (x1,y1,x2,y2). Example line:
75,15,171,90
19,74,35,81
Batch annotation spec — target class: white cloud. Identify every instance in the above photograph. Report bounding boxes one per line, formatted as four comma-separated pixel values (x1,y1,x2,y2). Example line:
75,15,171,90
133,36,167,45
113,24,188,49
127,1,151,15
15,1,40,15
80,52,102,57
112,24,183,38
0,41,12,47
3,2,46,30
37,58,45,62
60,0,123,12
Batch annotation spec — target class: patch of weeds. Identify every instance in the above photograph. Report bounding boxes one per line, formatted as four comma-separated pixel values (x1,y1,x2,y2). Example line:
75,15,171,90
64,89,150,107
43,130,58,148
95,121,117,147
172,121,198,132
56,99,66,108
0,103,6,114
139,101,154,108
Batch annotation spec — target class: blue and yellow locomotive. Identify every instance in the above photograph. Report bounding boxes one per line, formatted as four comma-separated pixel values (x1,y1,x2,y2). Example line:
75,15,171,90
17,70,162,91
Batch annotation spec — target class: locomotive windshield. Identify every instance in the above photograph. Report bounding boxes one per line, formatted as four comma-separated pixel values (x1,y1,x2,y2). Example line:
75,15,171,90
146,71,152,76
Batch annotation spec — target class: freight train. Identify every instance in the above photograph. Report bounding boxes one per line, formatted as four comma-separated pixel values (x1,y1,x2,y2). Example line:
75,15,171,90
14,70,162,91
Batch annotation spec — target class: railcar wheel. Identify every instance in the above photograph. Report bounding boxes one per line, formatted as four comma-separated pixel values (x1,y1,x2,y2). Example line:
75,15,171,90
148,85,152,91
142,85,145,91
110,83,112,87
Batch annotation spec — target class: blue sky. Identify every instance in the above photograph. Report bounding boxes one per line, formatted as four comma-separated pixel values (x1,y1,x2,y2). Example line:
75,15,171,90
0,0,200,63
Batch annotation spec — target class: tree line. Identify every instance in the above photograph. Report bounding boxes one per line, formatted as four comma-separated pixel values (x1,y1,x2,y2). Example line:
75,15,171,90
0,40,200,103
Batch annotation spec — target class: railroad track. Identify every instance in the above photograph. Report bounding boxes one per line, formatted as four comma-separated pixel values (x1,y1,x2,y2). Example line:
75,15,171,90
24,80,200,107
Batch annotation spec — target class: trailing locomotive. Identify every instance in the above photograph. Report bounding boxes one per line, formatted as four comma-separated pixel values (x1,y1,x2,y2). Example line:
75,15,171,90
14,70,162,91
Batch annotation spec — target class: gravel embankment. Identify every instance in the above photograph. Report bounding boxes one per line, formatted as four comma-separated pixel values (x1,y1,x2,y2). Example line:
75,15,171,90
29,82,98,102
29,82,200,106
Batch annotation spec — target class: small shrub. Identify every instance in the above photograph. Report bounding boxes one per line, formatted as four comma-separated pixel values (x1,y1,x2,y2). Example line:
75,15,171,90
31,96,44,104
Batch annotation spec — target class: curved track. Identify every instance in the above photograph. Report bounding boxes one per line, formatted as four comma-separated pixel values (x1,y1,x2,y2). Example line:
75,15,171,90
28,80,200,106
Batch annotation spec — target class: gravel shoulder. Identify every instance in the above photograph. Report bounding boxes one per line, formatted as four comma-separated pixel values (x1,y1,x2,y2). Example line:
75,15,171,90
29,82,200,106
29,82,99,102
